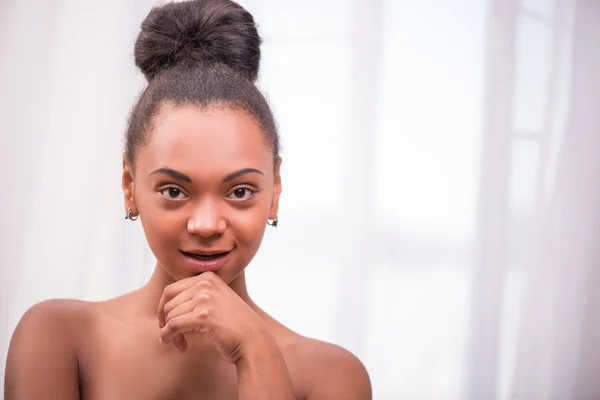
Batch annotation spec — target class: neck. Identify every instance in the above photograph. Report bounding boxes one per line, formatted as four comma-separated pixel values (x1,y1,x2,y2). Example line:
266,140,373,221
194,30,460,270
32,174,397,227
138,263,255,319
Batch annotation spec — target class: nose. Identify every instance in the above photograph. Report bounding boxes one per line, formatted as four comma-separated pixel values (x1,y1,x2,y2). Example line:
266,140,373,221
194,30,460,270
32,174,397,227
187,197,227,238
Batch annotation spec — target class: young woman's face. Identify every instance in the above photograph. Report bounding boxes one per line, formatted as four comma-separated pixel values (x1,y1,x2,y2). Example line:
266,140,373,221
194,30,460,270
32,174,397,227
123,104,281,283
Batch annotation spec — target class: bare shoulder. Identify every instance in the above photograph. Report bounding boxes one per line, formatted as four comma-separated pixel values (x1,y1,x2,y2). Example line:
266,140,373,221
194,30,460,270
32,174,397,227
15,298,95,336
5,299,96,399
282,335,372,400
7,298,96,364
23,298,94,316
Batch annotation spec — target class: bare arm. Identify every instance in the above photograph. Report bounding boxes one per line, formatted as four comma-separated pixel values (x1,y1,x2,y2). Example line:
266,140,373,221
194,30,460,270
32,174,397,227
235,332,296,400
4,300,81,400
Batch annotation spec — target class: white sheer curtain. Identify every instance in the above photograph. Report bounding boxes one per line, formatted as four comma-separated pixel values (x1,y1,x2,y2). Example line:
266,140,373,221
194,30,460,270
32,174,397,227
1,0,599,399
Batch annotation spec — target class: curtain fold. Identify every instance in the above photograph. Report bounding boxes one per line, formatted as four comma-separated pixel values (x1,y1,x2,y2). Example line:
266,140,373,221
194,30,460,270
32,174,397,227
511,1,600,398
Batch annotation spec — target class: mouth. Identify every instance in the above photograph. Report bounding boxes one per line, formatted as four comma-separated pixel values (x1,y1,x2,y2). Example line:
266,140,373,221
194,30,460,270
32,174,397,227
180,248,234,273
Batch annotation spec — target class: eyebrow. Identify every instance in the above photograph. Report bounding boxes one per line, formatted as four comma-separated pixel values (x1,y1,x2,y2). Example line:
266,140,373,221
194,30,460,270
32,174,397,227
149,167,192,182
222,168,264,182
149,167,264,183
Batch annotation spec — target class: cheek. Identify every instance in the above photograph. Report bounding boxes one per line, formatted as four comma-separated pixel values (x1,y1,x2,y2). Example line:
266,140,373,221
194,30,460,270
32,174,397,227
228,186,273,242
143,212,182,241
230,205,268,248
137,194,184,257
140,212,182,262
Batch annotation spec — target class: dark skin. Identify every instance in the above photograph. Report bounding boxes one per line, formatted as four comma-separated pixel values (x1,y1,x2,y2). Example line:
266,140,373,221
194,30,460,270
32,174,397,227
5,104,372,400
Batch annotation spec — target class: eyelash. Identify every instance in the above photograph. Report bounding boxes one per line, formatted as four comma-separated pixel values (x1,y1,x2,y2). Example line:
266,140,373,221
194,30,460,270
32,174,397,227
157,184,188,200
227,184,259,201
156,184,259,201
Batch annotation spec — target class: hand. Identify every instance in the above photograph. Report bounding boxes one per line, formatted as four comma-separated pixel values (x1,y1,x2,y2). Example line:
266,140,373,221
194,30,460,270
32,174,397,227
157,271,269,363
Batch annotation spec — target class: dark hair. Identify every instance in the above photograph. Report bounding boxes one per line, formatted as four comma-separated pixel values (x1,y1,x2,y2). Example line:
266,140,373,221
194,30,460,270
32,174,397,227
125,0,279,167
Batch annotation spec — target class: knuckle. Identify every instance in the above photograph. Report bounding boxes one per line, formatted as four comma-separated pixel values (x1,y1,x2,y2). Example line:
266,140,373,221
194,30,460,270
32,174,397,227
195,279,213,290
202,271,218,283
166,309,176,322
195,308,209,319
167,318,180,331
193,292,212,302
164,284,177,298
193,302,212,318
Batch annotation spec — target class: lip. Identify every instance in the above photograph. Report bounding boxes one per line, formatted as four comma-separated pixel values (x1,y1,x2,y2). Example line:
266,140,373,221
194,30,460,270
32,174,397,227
180,249,233,273
182,248,233,256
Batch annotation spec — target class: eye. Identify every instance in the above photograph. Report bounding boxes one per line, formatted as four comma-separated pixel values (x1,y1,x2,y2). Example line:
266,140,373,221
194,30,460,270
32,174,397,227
158,185,188,200
227,185,257,201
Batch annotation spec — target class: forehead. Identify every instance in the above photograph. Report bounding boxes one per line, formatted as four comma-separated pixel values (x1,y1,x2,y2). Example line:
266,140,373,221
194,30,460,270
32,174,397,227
138,105,272,177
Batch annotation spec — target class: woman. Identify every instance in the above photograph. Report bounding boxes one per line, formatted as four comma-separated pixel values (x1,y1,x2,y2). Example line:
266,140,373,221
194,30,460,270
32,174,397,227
4,0,371,399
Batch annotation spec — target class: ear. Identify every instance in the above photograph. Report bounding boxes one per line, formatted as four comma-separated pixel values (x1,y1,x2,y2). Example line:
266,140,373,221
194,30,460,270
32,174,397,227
122,152,138,216
269,156,282,220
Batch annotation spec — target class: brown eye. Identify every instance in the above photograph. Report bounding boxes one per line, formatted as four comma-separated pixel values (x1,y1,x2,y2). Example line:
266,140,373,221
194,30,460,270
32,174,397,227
158,186,188,200
226,186,257,201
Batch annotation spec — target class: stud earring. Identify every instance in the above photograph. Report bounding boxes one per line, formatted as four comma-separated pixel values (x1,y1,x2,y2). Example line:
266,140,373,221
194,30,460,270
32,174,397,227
267,218,278,227
125,208,138,221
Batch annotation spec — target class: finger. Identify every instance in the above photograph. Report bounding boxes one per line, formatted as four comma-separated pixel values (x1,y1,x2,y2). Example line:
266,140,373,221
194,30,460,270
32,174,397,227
200,271,235,296
162,289,196,327
198,271,223,286
158,332,188,352
160,313,205,343
173,334,188,352
162,277,218,327
157,277,197,328
165,300,196,326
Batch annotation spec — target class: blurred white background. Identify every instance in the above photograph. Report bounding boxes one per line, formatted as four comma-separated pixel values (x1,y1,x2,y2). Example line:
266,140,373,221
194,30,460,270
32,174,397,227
1,0,600,399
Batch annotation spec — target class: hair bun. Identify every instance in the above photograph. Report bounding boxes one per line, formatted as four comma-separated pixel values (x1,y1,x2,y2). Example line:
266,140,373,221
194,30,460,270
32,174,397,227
134,0,261,82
